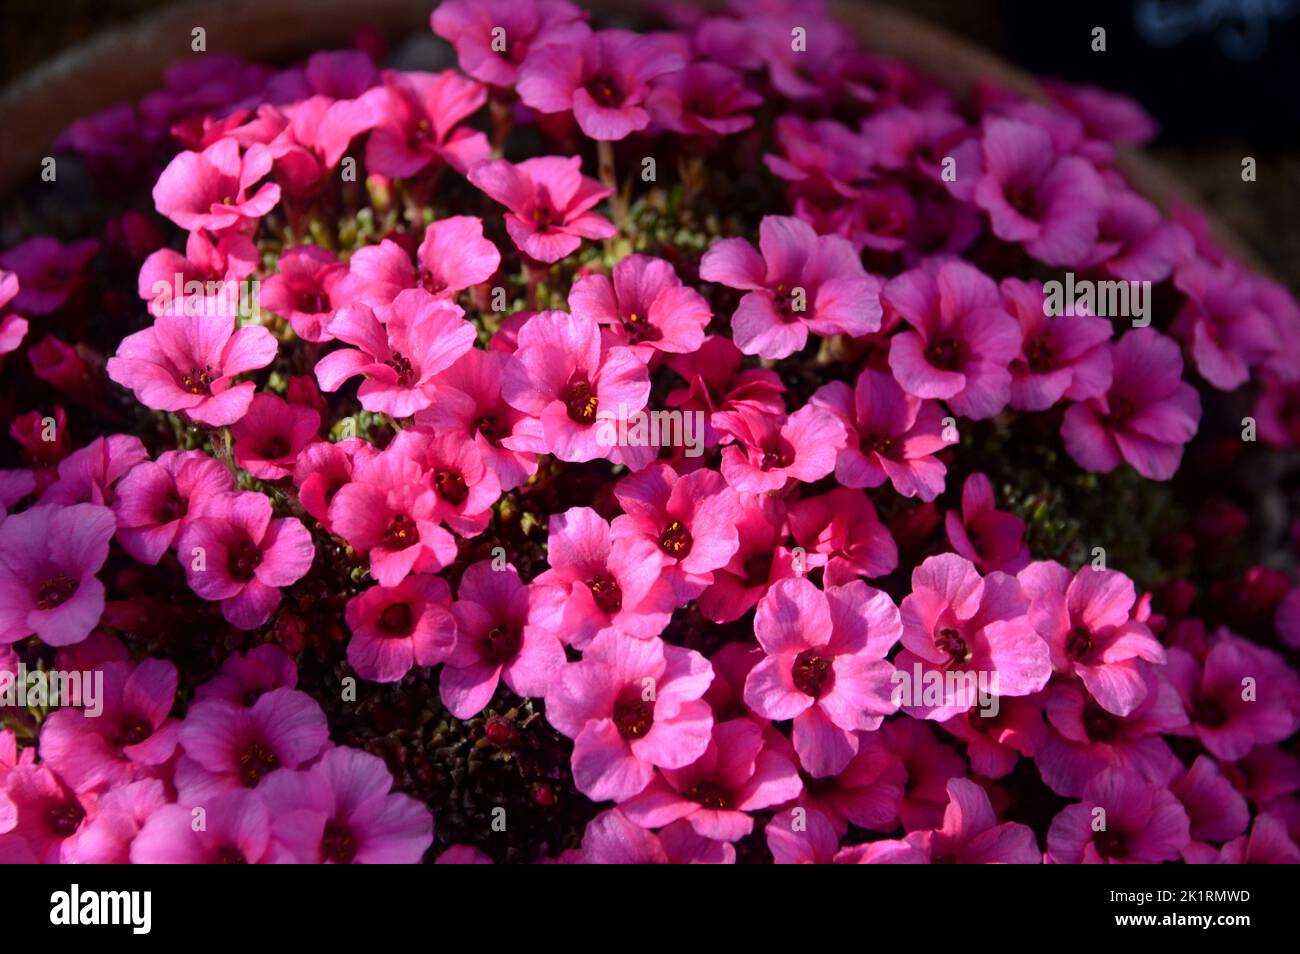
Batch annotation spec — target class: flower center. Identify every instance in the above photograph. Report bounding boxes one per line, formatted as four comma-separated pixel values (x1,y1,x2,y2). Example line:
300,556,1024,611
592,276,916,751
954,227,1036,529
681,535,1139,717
383,513,418,550
1083,701,1120,742
623,311,661,343
114,719,153,747
612,693,654,740
180,365,215,395
1192,696,1227,728
47,802,85,836
434,470,469,505
563,380,599,425
792,649,834,698
158,489,187,523
1007,186,1040,219
1026,336,1053,373
227,540,262,583
1094,828,1128,859
658,519,693,559
926,338,962,371
379,601,413,635
238,740,280,786
35,573,79,610
686,781,731,810
532,205,557,231
1064,625,1095,662
474,414,507,445
587,574,623,614
385,350,416,387
587,74,623,108
320,820,358,864
414,266,446,295
760,444,793,471
214,846,248,863
482,625,522,665
261,436,290,460
1107,395,1136,428
935,627,971,664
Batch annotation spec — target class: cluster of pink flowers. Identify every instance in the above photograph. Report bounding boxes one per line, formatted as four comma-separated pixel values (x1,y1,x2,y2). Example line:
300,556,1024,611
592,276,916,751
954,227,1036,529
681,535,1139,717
2,0,1298,864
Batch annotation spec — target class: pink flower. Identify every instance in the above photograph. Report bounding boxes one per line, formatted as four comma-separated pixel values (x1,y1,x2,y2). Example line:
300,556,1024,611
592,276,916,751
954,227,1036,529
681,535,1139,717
420,347,540,492
530,506,674,648
65,779,167,864
38,659,180,794
432,0,589,88
175,688,328,799
719,403,846,493
745,578,901,777
885,261,1021,420
621,719,803,841
231,392,320,481
468,156,615,263
0,236,99,315
905,777,1040,863
517,28,685,140
1061,328,1202,481
1082,187,1192,283
943,695,1046,779
611,462,741,600
292,438,375,531
131,789,278,863
345,573,456,683
365,69,489,178
568,254,711,356
700,215,882,359
439,561,565,718
666,336,786,449
895,553,1051,721
333,218,500,309
0,503,115,647
1171,754,1250,848
111,449,232,564
969,117,1106,266
39,434,148,507
152,138,281,233
1042,80,1157,146
945,472,1030,574
0,764,92,863
138,231,258,319
811,367,950,500
388,427,501,537
545,630,714,801
261,244,347,342
315,289,476,418
578,808,734,864
787,487,898,584
1019,561,1165,716
107,309,279,426
698,494,801,624
1046,768,1190,863
1001,277,1112,411
260,745,434,863
502,310,650,463
175,492,314,630
647,62,761,137
1187,812,1300,865
1172,261,1280,391
328,442,456,586
193,643,298,707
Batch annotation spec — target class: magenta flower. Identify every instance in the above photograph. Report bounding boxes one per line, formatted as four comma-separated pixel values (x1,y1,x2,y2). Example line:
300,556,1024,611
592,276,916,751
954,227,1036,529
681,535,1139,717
647,62,761,137
666,335,786,449
292,438,375,531
811,367,950,501
344,573,456,683
231,392,321,481
131,789,277,863
1019,561,1165,716
568,254,711,356
578,808,734,864
1001,277,1112,411
439,561,564,718
260,244,347,343
1082,187,1193,283
388,427,501,537
895,553,1051,721
700,215,882,359
175,688,328,800
968,117,1106,266
745,578,902,777
945,472,1030,575
193,643,298,707
611,462,741,599
468,156,615,263
698,493,800,625
260,745,433,863
65,778,167,864
621,719,803,841
175,491,314,630
112,449,231,564
501,310,649,463
39,434,148,507
107,310,279,427
334,218,500,309
1171,754,1250,849
531,506,674,648
1172,261,1280,391
328,442,456,586
787,487,898,584
1061,328,1202,481
152,138,281,233
365,69,489,178
905,778,1040,863
0,236,99,315
432,0,589,88
1046,768,1190,863
0,503,115,647
0,764,93,863
38,659,180,794
719,403,846,494
139,231,258,319
545,630,714,801
420,347,540,492
315,289,476,418
517,28,685,140
943,695,1046,779
885,261,1021,420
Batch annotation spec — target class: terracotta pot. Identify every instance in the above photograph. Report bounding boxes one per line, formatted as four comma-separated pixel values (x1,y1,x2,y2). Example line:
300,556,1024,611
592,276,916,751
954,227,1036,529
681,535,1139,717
0,0,1258,263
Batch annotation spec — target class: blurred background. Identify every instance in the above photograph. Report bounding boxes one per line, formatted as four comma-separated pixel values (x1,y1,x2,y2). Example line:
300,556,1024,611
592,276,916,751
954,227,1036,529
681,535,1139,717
2,0,1297,288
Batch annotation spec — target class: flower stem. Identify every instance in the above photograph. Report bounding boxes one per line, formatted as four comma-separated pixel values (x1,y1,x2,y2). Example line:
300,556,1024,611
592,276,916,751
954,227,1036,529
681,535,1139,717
596,140,625,230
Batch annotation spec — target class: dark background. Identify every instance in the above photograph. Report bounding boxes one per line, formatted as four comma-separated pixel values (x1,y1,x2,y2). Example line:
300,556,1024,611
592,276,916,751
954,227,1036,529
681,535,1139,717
2,0,1297,289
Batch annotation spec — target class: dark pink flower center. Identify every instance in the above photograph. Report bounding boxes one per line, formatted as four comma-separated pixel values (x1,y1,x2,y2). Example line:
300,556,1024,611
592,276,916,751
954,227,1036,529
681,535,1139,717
114,718,153,747
321,820,358,863
1107,395,1136,428
586,74,624,108
1094,828,1128,859
1192,696,1227,728
47,801,85,836
1065,624,1094,662
474,414,507,445
482,625,522,665
623,311,662,343
686,780,731,810
158,489,188,523
415,267,446,295
659,519,693,559
180,365,215,395
935,627,971,664
36,573,79,610
563,380,599,425
238,739,280,786
926,338,962,371
1026,337,1054,373
792,649,834,698
434,470,469,505
379,601,414,635
383,513,418,550
760,442,794,471
1006,186,1040,219
385,351,416,387
864,433,895,459
613,692,654,740
1083,701,1120,742
532,205,558,232
587,574,623,615
227,540,262,583
261,435,290,460
215,846,248,864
